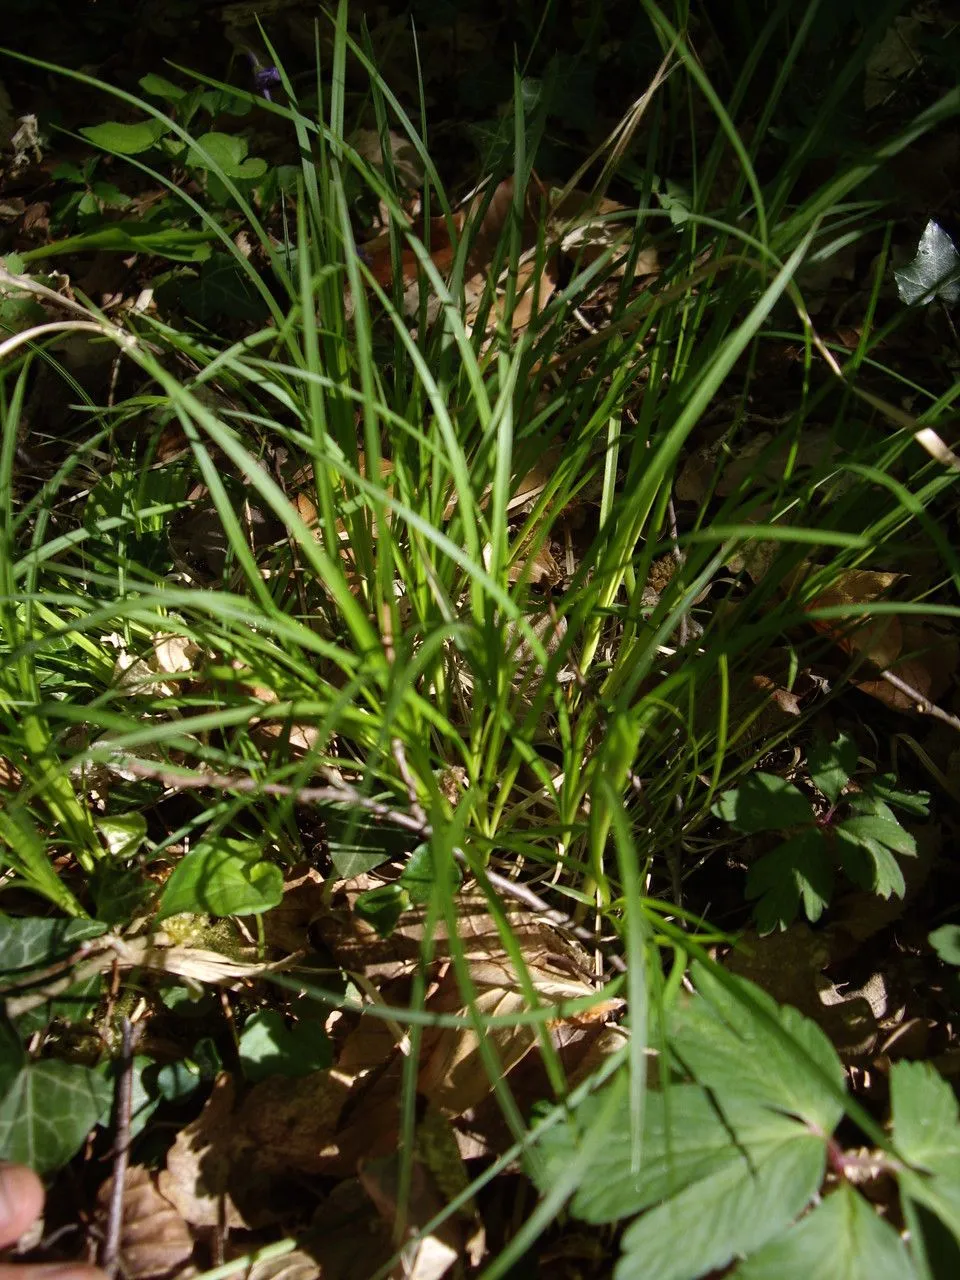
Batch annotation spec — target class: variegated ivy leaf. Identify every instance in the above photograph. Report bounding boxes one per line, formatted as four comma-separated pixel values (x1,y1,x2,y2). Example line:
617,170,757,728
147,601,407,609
894,219,960,306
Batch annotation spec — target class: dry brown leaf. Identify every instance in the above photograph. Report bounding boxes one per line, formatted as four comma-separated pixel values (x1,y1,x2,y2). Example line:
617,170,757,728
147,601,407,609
306,1179,394,1280
550,187,658,279
262,864,328,956
236,1068,354,1174
316,879,623,1128
158,1075,249,1230
359,1154,462,1280
241,1251,319,1280
96,1166,194,1280
351,128,424,193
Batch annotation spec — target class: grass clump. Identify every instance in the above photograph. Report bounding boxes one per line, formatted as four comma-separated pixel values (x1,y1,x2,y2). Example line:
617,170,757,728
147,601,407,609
1,2,959,1275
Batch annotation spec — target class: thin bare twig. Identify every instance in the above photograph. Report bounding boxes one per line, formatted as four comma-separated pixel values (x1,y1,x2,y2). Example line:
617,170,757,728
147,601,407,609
391,737,427,827
115,757,628,974
877,667,960,734
101,1017,144,1279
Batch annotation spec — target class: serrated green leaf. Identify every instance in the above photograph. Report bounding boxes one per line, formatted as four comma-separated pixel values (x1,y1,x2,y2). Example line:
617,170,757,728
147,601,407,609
732,1183,916,1279
892,1061,960,1241
0,1060,112,1174
616,1131,826,1280
238,1010,332,1083
157,836,283,919
892,1061,960,1169
834,827,906,899
536,1083,817,1226
807,734,857,804
80,118,170,155
714,774,812,834
869,776,929,817
669,964,845,1134
929,925,960,966
745,829,833,932
838,811,915,855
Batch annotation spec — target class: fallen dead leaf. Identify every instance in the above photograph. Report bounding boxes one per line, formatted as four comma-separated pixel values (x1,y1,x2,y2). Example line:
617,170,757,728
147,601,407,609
96,1165,194,1280
158,1075,249,1230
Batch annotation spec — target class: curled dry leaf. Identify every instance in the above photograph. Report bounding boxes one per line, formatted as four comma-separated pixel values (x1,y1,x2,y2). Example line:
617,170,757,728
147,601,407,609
96,1165,194,1280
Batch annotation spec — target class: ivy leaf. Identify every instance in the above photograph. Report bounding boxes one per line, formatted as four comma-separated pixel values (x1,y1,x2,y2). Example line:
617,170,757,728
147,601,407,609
891,1061,960,1241
745,829,833,932
157,836,282,919
80,118,170,155
0,916,106,973
713,773,812,833
0,1059,111,1174
731,1183,916,1279
807,733,857,804
238,1010,332,1083
894,219,960,306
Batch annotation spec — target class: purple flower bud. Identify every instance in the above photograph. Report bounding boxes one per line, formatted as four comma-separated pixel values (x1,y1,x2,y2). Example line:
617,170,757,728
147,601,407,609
254,65,282,100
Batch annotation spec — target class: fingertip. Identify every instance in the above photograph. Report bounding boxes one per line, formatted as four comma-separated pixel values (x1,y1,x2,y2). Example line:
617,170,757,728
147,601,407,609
0,1163,44,1248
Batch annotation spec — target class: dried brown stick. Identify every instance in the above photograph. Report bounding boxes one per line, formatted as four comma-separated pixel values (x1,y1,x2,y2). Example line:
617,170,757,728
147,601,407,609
100,1017,144,1279
877,667,960,734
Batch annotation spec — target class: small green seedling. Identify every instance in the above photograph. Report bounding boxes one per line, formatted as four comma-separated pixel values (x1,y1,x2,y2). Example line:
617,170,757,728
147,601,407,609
714,733,927,933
